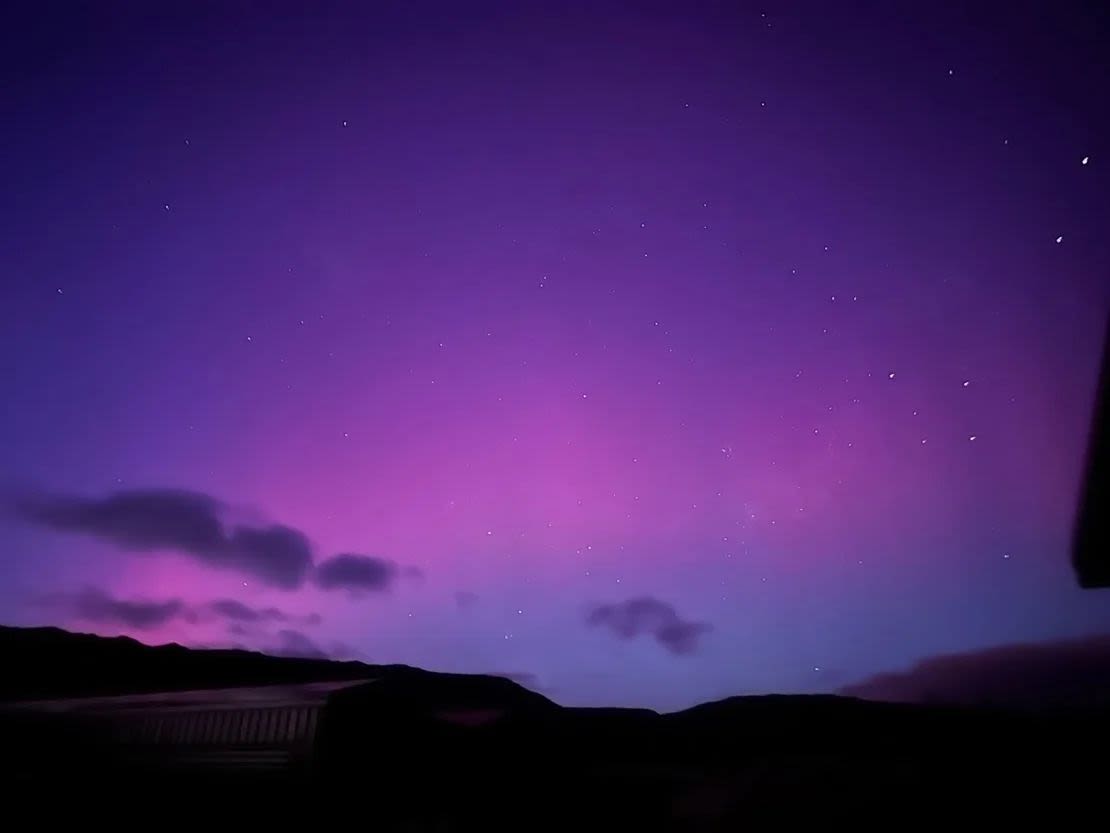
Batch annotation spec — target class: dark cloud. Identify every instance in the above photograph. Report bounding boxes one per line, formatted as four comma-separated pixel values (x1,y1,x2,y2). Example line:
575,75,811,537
208,599,320,627
839,634,1110,709
222,525,313,589
210,598,281,622
454,591,479,609
13,488,418,593
586,597,712,656
44,588,328,638
15,489,224,553
60,587,187,630
14,489,311,589
272,629,330,660
313,553,398,592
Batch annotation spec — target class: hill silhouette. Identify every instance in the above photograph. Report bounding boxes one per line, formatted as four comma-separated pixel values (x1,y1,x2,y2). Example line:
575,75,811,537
1,625,1107,827
0,624,400,701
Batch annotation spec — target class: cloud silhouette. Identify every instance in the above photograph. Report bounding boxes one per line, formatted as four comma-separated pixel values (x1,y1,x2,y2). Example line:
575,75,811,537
14,489,311,589
210,598,282,622
313,553,398,592
42,587,327,638
13,487,417,593
208,599,321,629
272,629,330,660
839,634,1110,709
15,489,224,552
220,525,313,589
57,587,188,630
586,597,712,656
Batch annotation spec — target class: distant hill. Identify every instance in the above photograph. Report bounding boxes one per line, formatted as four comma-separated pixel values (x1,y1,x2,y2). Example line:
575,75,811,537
2,624,1109,824
0,624,564,714
0,624,400,701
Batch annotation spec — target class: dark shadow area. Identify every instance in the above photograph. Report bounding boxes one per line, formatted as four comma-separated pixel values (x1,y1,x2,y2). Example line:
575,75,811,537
3,626,1107,828
1074,314,1110,587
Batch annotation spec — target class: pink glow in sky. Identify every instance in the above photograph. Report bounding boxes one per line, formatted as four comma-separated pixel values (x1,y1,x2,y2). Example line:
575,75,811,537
2,2,1109,710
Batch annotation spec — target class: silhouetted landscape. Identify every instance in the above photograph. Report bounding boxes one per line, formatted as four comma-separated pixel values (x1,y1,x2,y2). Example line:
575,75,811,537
3,624,1107,828
4,2,1110,829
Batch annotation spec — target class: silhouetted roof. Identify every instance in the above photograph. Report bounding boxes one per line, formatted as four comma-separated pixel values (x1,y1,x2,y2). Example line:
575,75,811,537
1,679,376,714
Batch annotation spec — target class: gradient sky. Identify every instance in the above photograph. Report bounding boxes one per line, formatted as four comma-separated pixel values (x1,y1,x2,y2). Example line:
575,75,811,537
2,1,1108,711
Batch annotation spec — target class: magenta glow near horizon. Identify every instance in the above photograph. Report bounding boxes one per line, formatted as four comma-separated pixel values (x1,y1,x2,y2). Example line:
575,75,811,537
1,2,1108,710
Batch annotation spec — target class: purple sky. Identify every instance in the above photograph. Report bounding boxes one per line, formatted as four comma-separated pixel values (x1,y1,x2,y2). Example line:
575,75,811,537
2,1,1108,710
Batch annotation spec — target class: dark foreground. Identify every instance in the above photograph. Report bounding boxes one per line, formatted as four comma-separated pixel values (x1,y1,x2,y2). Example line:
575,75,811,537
2,625,1105,829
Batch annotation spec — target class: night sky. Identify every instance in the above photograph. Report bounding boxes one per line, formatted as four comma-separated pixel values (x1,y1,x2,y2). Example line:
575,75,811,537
2,2,1108,711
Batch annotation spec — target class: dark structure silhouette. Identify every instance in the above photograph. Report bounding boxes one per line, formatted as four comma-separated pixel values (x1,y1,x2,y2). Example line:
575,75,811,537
1074,313,1110,587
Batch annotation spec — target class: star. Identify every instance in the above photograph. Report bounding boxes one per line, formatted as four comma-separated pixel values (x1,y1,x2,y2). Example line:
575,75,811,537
1082,156,1089,165
1055,236,1063,244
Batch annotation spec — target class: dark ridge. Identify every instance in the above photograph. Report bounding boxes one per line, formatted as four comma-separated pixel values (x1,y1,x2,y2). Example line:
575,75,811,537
3,625,1110,825
0,624,403,701
329,665,559,712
